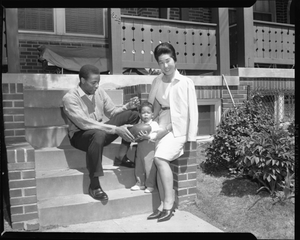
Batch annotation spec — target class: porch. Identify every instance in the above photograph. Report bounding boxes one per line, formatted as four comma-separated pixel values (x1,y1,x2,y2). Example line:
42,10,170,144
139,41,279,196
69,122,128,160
4,8,295,74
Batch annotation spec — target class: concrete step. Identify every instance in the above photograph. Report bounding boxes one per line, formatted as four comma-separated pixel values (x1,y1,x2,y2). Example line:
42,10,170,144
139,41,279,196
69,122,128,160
35,141,137,171
38,188,160,227
36,165,136,199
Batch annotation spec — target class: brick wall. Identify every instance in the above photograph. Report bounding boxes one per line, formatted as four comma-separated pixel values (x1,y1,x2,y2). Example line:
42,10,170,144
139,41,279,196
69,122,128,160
222,85,248,109
189,8,211,23
121,8,211,22
121,8,138,16
276,0,288,23
6,143,39,230
239,77,295,90
2,83,26,143
121,84,152,104
137,8,159,18
19,40,108,73
170,8,180,20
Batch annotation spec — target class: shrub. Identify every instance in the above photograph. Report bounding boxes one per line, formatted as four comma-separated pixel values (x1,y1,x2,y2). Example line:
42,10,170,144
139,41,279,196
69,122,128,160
236,126,295,195
204,95,274,172
203,93,295,198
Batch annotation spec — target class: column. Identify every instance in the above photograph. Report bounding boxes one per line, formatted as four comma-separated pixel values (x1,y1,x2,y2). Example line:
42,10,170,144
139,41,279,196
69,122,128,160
107,8,123,74
211,8,230,75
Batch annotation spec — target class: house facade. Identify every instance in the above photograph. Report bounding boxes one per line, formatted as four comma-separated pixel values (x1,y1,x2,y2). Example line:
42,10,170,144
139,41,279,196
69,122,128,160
2,2,295,140
1,1,295,231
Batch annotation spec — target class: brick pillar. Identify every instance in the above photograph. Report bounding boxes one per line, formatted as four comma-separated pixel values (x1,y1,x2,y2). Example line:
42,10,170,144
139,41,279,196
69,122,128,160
171,141,197,207
2,82,26,143
3,82,39,230
6,143,39,230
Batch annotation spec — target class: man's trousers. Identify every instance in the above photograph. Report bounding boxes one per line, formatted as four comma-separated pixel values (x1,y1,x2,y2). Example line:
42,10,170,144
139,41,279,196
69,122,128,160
70,110,139,179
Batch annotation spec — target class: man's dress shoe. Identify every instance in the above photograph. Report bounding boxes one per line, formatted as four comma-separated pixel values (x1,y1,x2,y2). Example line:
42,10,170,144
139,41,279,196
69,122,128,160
89,185,108,201
114,159,135,168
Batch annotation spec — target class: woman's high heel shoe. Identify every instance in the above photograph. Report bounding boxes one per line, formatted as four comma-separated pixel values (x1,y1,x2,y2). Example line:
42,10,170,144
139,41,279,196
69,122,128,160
157,203,176,222
147,209,162,220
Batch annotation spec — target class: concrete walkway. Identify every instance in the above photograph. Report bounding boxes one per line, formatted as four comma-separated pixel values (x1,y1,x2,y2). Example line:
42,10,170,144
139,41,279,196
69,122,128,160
42,210,223,233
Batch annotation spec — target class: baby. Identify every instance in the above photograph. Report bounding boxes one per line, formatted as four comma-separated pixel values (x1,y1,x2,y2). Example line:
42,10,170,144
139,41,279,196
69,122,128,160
130,101,159,193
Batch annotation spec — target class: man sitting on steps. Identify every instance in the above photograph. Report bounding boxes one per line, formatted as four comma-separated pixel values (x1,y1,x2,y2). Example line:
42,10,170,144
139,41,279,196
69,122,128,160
62,64,140,201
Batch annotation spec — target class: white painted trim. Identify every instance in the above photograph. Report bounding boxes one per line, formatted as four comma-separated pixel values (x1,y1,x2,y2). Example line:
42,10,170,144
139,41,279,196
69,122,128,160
190,75,239,86
18,32,107,45
2,74,239,89
230,67,294,78
55,8,65,35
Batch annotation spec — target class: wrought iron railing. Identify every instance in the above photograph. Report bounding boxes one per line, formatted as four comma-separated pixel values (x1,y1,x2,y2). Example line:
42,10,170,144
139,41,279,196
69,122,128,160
121,15,217,70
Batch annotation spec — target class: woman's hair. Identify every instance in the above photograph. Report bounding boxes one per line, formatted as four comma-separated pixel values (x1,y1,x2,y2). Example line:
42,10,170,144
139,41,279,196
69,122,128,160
153,42,177,62
79,64,100,80
139,101,153,113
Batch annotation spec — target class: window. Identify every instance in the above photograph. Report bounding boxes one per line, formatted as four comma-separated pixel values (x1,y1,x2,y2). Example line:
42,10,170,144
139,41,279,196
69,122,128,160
197,99,221,137
18,8,54,32
65,9,104,36
253,0,275,22
228,9,236,25
18,8,105,37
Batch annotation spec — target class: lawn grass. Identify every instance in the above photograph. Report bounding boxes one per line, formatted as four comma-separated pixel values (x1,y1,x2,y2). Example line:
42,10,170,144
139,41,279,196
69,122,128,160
181,140,295,239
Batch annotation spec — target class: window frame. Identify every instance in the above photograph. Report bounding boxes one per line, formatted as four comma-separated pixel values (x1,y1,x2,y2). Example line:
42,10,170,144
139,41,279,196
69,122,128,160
197,99,221,137
17,8,56,34
18,8,106,38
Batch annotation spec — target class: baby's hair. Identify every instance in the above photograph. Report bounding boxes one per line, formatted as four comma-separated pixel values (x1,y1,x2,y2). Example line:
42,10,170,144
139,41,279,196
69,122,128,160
138,101,153,113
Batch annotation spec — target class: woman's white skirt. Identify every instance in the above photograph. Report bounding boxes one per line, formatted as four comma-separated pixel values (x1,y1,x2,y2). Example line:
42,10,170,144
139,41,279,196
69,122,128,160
154,131,186,161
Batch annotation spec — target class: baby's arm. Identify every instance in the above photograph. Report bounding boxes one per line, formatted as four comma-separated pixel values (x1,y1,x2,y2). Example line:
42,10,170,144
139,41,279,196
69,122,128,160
148,121,161,142
136,130,150,141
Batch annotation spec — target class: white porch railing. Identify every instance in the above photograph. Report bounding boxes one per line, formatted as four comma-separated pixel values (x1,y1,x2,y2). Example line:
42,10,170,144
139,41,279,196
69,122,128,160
121,15,217,70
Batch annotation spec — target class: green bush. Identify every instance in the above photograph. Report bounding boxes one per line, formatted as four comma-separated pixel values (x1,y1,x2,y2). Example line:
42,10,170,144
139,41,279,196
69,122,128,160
236,126,295,195
204,95,274,172
203,94,295,197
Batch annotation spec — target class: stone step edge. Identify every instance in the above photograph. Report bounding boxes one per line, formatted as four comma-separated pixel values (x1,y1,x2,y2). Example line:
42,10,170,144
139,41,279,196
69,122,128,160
34,138,124,151
36,165,134,178
34,140,137,152
38,187,158,208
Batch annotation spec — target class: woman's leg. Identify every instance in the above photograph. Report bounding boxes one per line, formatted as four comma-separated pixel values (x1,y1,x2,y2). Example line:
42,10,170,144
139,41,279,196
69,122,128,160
156,170,164,211
154,157,174,210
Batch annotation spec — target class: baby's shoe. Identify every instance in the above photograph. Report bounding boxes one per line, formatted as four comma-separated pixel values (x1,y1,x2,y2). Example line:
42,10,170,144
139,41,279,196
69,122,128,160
131,184,146,191
144,187,154,193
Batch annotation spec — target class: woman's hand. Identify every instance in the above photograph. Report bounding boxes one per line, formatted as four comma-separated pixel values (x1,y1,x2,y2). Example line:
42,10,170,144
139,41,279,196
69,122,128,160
156,124,172,140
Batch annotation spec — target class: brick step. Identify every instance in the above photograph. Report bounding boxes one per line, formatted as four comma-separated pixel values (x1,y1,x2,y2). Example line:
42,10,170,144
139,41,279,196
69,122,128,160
38,188,160,226
36,166,137,199
35,141,137,171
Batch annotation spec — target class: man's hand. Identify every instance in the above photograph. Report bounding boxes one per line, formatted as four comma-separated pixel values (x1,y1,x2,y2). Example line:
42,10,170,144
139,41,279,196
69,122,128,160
115,124,135,142
125,96,140,110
